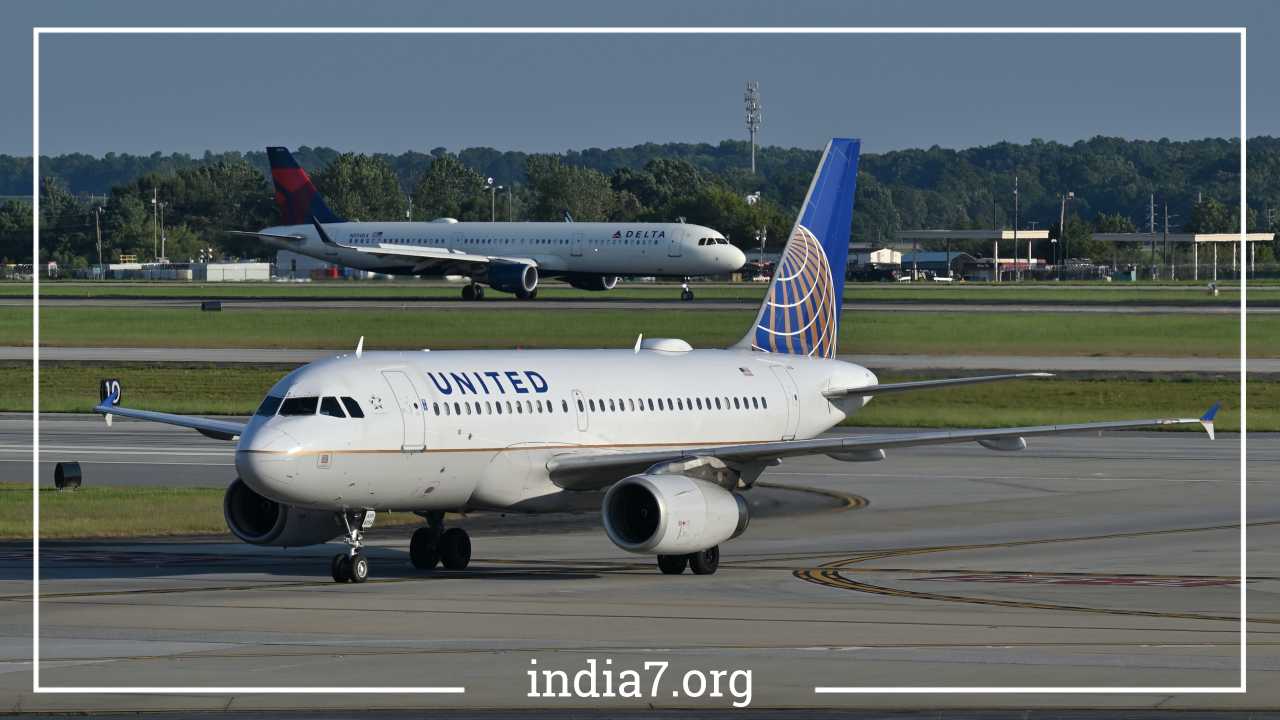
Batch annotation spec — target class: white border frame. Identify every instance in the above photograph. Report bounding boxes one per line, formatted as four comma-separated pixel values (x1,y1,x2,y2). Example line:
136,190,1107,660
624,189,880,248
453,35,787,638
30,25,1247,698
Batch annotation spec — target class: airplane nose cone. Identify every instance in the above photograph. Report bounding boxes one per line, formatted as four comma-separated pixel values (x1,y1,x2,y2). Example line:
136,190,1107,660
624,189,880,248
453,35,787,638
727,245,747,270
235,426,303,501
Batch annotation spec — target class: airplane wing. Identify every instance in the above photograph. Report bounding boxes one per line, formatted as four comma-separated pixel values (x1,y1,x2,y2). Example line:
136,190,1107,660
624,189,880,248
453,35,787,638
309,218,533,275
823,372,1054,398
93,380,244,441
546,405,1220,491
226,230,306,244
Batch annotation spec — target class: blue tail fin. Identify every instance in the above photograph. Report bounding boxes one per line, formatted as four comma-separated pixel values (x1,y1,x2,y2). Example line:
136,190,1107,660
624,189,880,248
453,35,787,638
736,138,860,358
266,146,346,225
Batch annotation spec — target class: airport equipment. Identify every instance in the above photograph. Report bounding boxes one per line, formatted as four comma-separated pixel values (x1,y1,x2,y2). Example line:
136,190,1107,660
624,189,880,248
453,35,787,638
94,139,1218,584
200,301,222,312
230,148,744,301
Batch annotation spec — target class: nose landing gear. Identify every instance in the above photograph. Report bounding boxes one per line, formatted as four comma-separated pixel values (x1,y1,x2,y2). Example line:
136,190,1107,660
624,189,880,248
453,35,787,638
331,510,372,584
410,511,472,571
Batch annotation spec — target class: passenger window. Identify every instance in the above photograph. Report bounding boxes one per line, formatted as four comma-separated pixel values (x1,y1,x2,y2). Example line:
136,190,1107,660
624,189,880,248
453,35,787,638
443,403,451,416
695,398,703,410
526,400,533,413
433,402,440,416
279,396,319,416
465,403,472,415
733,398,740,409
761,397,768,409
320,397,346,418
341,396,365,418
563,399,569,412
578,399,585,412
517,402,523,414
589,399,596,411
536,399,544,413
608,399,616,412
647,399,654,411
677,398,684,410
496,402,503,415
714,398,721,410
255,395,284,417
453,402,461,415
506,401,513,413
486,401,492,414
752,397,760,409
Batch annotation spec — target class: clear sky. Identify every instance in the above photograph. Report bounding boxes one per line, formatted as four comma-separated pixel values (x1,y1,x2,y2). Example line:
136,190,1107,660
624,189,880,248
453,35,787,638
5,0,1273,157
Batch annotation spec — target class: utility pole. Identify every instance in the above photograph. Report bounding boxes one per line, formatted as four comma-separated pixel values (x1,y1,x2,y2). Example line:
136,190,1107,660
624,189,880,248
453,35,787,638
508,185,514,222
159,201,167,262
744,81,762,174
1164,202,1173,281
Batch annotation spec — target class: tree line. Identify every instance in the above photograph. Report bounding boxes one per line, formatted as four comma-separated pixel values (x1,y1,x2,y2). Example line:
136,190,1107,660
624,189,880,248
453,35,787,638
3,135,1277,267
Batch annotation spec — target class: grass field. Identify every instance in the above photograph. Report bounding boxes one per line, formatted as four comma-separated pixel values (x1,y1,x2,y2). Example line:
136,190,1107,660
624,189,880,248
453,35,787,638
12,362,1264,431
0,483,425,540
7,279,1276,305
6,306,1265,357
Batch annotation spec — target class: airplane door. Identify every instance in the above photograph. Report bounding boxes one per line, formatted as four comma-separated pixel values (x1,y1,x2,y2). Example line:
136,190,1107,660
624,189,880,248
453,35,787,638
571,389,589,432
571,231,584,257
667,230,683,257
769,366,800,440
381,370,426,451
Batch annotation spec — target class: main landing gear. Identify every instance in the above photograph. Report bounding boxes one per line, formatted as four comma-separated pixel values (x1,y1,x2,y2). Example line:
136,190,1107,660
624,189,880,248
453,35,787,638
409,511,472,571
656,545,719,575
680,280,694,302
461,283,486,301
331,511,371,584
514,288,538,301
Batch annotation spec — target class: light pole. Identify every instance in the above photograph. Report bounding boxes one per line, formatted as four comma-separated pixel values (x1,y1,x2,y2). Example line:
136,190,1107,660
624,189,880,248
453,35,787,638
1012,175,1020,281
93,206,103,272
1057,191,1073,280
150,188,158,261
159,201,167,262
486,177,502,222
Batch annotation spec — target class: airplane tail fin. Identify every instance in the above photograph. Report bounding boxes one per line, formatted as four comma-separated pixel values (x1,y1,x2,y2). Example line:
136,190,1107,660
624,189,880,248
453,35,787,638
734,138,860,358
266,146,346,225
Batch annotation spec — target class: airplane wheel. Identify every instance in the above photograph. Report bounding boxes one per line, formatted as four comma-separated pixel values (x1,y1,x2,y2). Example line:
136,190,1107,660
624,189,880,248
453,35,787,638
688,546,719,575
474,285,485,300
461,284,476,301
331,553,350,583
410,527,440,570
657,554,687,575
681,290,694,302
348,553,370,583
440,527,472,570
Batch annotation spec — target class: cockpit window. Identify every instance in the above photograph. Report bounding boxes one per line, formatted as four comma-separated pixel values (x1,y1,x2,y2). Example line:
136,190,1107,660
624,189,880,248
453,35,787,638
255,395,283,417
279,396,319,416
341,396,365,418
319,396,346,418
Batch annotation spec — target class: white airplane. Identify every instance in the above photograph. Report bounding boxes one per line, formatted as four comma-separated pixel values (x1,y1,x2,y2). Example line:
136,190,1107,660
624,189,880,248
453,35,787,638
231,146,745,301
97,138,1218,584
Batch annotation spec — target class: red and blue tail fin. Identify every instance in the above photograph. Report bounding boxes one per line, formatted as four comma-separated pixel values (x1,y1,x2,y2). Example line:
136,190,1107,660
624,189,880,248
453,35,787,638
736,138,860,358
266,146,346,225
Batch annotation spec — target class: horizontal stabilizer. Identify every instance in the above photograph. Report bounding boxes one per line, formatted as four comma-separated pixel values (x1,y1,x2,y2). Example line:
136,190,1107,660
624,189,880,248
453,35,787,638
823,372,1054,398
226,230,305,243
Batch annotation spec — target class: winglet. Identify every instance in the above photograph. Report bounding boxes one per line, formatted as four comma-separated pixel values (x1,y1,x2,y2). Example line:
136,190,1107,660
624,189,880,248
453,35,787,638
634,333,643,354
98,379,120,427
1200,402,1221,441
355,336,364,359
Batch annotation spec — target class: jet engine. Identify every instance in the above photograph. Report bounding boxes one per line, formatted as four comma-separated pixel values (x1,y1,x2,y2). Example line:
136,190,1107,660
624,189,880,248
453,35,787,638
601,474,749,555
223,478,345,548
487,261,539,294
566,274,620,292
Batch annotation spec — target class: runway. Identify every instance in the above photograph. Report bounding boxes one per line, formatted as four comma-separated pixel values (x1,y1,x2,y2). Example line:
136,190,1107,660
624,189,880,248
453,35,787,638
2,416,1275,711
5,346,1268,374
9,296,1269,314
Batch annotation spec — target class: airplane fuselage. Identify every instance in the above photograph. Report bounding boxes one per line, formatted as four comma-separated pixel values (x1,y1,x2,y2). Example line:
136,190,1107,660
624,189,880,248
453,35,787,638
235,347,876,514
260,220,745,278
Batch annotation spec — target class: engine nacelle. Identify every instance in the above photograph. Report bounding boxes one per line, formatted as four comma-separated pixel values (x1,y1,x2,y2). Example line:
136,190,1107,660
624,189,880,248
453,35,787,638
223,478,344,548
487,262,538,294
601,474,749,555
566,274,620,292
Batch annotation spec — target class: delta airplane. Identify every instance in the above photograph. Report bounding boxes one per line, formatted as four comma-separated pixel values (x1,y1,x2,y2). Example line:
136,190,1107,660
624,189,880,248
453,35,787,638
232,147,745,301
98,138,1218,583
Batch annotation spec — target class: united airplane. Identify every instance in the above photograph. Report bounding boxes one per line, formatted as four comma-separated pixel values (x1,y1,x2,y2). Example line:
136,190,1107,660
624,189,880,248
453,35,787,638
98,138,1218,583
232,147,745,300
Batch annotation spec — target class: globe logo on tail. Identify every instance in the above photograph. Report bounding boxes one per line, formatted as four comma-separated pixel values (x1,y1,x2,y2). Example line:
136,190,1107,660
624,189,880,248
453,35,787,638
751,224,838,358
